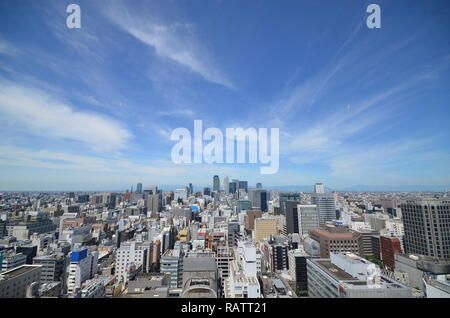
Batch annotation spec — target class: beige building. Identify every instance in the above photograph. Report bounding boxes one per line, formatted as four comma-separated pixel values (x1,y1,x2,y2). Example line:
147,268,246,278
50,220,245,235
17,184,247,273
254,218,278,243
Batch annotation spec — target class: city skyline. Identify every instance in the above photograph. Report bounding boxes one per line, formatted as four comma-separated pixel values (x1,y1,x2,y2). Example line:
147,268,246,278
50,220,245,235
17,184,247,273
0,0,449,190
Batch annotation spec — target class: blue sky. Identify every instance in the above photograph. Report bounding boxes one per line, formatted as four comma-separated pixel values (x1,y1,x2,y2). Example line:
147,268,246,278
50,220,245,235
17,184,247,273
0,0,449,191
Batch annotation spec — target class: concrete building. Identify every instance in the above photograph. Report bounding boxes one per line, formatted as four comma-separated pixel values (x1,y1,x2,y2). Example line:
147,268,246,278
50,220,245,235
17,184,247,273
0,265,42,298
254,218,278,243
181,254,218,298
307,252,412,298
224,241,261,298
223,176,229,194
298,204,319,236
1,251,27,271
160,248,184,288
115,242,150,284
310,226,360,258
279,193,301,216
245,210,263,231
288,248,309,295
401,198,450,259
67,248,98,295
394,253,450,295
312,193,336,225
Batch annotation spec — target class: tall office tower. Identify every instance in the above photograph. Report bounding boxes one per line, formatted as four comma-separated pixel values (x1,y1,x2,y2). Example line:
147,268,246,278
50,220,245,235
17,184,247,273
213,175,220,192
401,198,450,259
136,183,143,194
285,201,300,235
146,194,162,213
188,183,193,196
238,181,248,193
312,193,336,224
245,210,263,231
279,192,301,215
229,180,239,194
314,183,325,194
203,187,211,196
256,183,262,189
223,177,229,194
249,189,268,212
298,204,320,236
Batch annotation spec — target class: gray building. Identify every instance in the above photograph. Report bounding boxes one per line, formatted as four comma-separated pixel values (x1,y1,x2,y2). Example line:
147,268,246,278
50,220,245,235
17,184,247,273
279,193,301,216
213,175,220,192
401,198,450,259
160,248,184,288
181,255,218,298
307,252,412,298
298,204,319,236
312,193,336,225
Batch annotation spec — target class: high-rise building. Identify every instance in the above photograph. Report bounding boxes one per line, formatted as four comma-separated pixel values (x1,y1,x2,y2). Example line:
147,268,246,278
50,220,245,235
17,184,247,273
245,210,263,231
314,183,325,194
279,193,301,215
298,204,320,236
285,201,300,235
256,183,262,189
136,183,143,194
229,181,238,194
115,242,151,284
248,189,268,212
401,198,450,259
188,183,193,196
223,177,229,194
67,248,98,295
238,181,248,193
312,193,336,224
146,194,162,213
0,265,42,298
213,175,220,192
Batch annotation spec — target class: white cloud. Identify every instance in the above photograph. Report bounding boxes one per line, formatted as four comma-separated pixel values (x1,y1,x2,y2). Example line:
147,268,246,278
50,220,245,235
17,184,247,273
103,3,234,89
0,78,132,152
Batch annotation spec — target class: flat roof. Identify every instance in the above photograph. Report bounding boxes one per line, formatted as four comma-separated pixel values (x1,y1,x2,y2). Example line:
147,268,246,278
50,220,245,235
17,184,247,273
0,265,41,279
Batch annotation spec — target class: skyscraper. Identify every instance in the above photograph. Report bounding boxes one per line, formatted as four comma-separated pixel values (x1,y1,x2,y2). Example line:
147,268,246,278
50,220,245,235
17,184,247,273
213,175,220,192
223,176,229,194
298,204,319,236
401,198,450,259
279,192,301,215
229,181,238,194
312,193,336,224
136,183,143,194
256,183,262,189
314,183,325,194
249,189,268,212
238,181,248,193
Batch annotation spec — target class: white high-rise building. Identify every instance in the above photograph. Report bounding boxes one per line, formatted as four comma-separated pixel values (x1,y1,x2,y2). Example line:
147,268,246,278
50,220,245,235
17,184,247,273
67,248,98,296
224,241,261,298
314,183,325,194
224,176,229,194
115,242,150,284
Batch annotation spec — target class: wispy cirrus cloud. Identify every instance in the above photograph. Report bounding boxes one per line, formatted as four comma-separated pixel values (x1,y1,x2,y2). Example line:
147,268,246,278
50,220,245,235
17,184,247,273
102,1,234,89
